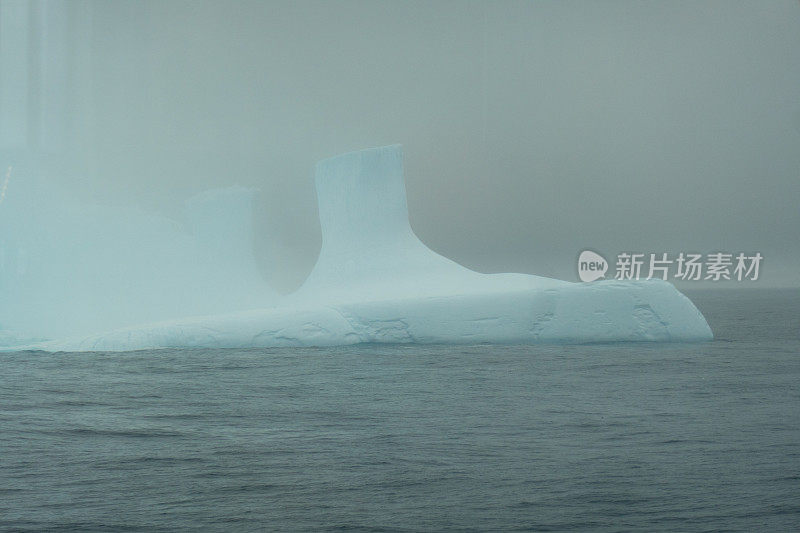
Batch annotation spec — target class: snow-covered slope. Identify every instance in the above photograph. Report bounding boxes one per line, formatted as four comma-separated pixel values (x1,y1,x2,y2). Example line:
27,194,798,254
8,145,712,351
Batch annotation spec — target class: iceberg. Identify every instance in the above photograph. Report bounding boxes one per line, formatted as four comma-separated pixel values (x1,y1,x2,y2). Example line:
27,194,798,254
0,178,275,343
9,144,712,352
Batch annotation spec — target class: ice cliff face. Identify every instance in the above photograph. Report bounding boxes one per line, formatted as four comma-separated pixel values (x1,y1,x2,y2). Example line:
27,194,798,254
39,278,711,352
4,145,712,351
294,144,565,305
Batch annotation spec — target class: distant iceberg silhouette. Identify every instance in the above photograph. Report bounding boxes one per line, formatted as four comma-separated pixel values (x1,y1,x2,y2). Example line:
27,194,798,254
0,179,275,343
7,145,712,351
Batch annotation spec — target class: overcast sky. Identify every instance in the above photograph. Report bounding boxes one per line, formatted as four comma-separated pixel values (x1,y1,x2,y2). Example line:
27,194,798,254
19,0,800,288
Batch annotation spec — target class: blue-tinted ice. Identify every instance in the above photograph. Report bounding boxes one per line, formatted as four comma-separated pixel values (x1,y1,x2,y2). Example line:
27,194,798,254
1,145,712,351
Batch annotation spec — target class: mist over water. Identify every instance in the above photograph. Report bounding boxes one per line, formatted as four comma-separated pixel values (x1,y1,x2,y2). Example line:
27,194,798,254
2,0,799,302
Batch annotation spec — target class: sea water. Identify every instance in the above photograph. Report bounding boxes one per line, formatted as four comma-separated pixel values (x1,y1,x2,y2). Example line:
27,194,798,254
1,289,798,531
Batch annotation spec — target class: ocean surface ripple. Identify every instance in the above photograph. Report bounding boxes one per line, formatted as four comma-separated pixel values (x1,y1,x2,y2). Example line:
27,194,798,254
1,289,798,531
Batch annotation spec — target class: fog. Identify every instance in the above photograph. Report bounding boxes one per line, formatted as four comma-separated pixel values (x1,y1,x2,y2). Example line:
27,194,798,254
2,0,799,292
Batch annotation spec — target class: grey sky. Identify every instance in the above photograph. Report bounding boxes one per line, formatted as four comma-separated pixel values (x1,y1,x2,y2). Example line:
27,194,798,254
5,0,800,289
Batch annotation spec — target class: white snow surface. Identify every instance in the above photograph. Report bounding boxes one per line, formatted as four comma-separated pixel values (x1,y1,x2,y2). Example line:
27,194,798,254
5,145,712,351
